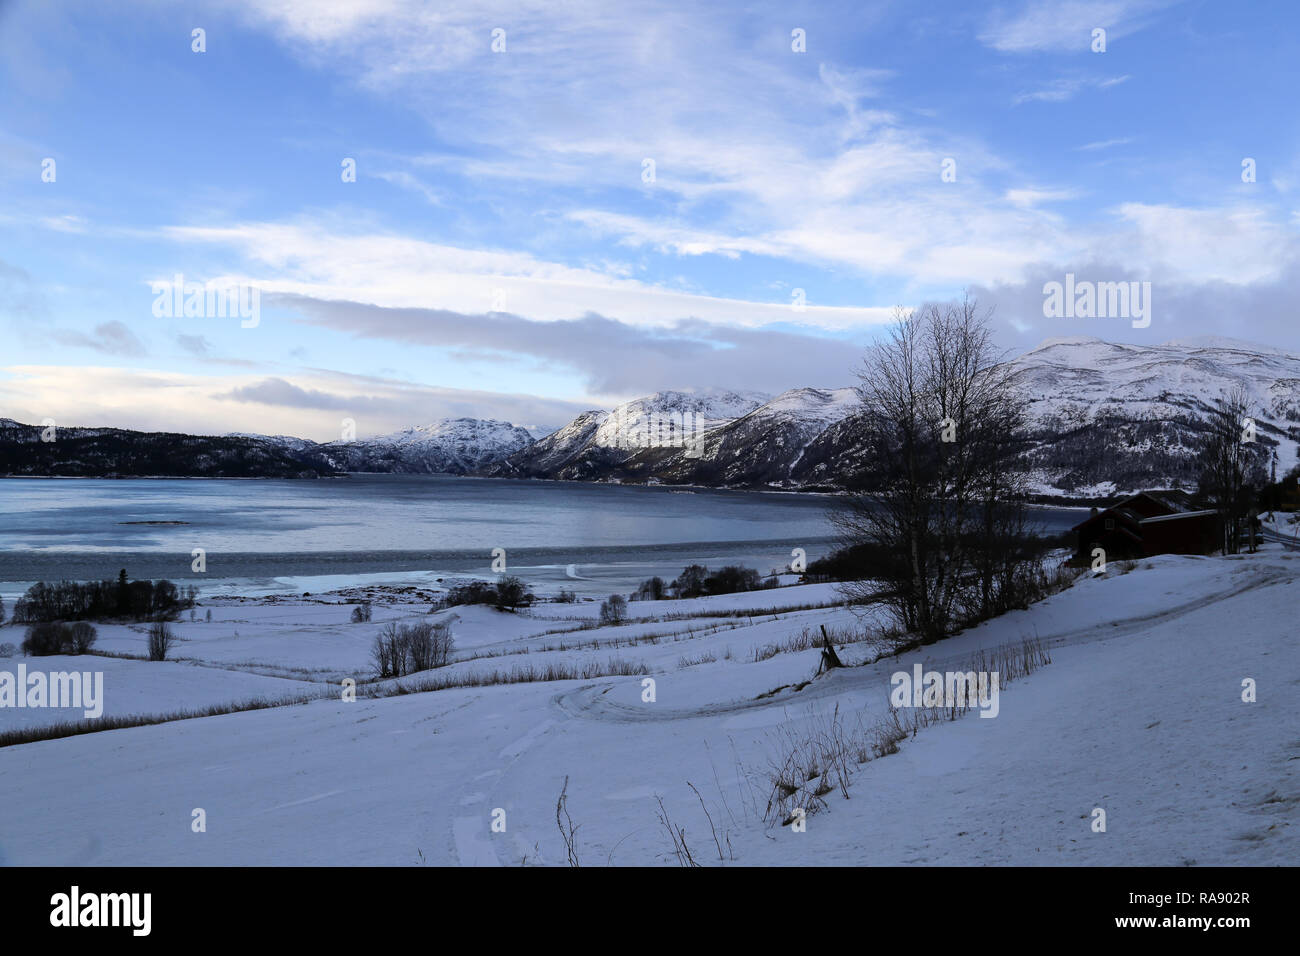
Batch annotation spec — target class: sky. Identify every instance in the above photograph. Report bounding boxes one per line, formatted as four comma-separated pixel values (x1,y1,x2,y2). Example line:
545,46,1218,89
1,0,1299,440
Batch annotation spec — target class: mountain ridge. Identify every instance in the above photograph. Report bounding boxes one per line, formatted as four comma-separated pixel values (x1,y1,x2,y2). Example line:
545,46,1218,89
5,339,1298,497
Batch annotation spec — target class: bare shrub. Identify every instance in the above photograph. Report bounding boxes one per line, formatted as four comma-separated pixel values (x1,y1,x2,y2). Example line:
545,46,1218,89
350,602,372,623
677,650,717,668
556,776,580,867
147,621,176,661
363,656,647,697
599,594,628,625
405,620,454,671
0,642,15,658
404,621,436,671
751,623,902,664
655,795,700,867
68,621,97,654
756,635,1051,825
371,622,405,678
430,621,454,668
372,620,455,678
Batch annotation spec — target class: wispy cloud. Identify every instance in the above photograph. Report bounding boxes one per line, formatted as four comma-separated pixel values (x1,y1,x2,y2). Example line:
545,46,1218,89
1076,137,1133,151
159,219,897,330
51,321,148,356
176,333,211,356
980,0,1179,53
1013,74,1130,104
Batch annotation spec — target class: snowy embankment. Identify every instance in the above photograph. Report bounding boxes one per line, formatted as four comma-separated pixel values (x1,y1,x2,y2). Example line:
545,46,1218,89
0,553,1294,866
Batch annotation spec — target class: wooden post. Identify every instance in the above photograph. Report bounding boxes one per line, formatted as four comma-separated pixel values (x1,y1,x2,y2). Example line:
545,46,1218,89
819,624,843,672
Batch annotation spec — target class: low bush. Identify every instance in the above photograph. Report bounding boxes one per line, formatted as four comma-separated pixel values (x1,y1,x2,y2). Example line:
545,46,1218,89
19,621,98,656
441,577,535,611
599,594,628,625
670,564,770,599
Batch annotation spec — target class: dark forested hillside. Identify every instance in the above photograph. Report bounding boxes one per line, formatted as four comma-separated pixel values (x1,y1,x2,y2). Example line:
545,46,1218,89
0,419,340,478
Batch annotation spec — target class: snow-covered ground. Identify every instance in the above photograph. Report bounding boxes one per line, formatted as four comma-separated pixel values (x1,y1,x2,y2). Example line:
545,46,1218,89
0,550,1294,866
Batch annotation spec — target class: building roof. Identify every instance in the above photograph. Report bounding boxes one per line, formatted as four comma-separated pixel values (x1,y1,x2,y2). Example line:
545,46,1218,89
1138,509,1219,524
1071,491,1185,532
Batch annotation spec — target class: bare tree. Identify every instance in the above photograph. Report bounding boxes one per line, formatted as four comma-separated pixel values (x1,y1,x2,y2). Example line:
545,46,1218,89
833,296,1036,643
1197,386,1269,554
405,620,455,670
147,621,175,661
599,594,628,625
371,621,405,678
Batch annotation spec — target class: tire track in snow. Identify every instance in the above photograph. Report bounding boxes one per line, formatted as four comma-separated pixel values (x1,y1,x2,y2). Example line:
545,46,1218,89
549,562,1296,725
450,718,559,866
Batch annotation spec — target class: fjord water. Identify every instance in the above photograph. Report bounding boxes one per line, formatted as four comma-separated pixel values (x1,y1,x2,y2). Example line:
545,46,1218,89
0,475,1085,599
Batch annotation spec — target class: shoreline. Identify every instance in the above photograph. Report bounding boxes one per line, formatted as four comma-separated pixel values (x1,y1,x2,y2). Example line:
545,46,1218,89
0,470,1116,508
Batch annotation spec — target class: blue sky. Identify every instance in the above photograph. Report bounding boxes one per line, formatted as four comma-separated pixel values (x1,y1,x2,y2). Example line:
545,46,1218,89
2,0,1298,439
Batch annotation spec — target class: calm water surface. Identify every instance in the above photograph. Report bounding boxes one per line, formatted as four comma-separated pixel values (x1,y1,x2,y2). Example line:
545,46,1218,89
0,475,1084,599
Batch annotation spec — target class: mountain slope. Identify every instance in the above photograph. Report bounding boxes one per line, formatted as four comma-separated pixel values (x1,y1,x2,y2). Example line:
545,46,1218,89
323,418,535,475
1009,337,1300,497
0,419,339,479
488,389,772,482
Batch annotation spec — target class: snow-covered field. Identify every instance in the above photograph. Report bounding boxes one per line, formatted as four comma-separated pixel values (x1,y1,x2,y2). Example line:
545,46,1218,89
0,551,1295,866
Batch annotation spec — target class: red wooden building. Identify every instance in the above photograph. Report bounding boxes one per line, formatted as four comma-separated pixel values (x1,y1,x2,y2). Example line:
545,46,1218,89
1071,492,1222,565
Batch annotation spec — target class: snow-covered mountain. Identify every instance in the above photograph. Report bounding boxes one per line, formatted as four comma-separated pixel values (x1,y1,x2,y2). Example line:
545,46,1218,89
488,337,1300,496
487,388,773,481
487,386,858,485
304,418,536,475
1008,336,1300,497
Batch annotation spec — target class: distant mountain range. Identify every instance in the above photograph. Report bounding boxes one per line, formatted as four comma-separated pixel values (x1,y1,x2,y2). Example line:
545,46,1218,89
4,337,1298,499
246,418,536,476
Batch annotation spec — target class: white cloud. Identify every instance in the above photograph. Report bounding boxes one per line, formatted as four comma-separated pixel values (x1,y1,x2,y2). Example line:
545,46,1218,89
1111,203,1295,284
1076,137,1133,151
1013,74,1130,104
158,220,895,330
980,1,1177,54
1004,187,1081,207
0,363,589,439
